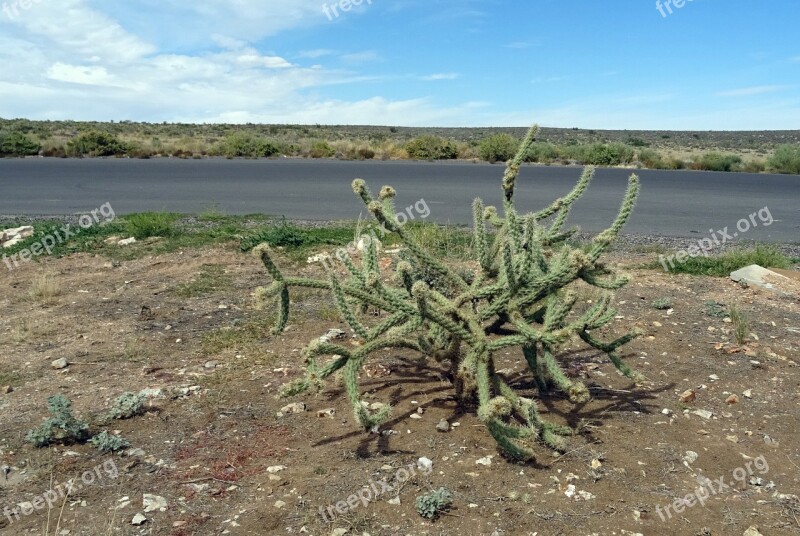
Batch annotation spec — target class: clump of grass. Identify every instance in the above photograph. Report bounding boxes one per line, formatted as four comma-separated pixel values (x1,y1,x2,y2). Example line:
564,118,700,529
29,272,60,303
729,303,749,345
173,264,232,297
416,488,453,519
125,212,178,239
658,245,791,277
651,298,673,310
25,395,90,448
201,315,275,355
240,218,354,252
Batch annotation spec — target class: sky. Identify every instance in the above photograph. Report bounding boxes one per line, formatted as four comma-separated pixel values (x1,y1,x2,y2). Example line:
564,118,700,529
0,0,798,129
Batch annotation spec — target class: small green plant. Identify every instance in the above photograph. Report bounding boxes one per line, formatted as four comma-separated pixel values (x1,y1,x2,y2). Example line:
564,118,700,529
173,264,232,297
479,134,520,163
767,144,800,175
125,212,178,239
218,134,281,158
693,152,743,172
310,140,335,158
415,487,453,519
659,245,791,277
651,298,673,310
729,303,749,345
89,431,130,453
25,395,90,447
704,300,727,318
108,392,146,420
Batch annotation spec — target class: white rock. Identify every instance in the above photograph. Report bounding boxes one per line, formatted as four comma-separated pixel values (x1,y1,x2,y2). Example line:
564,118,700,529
683,451,699,464
274,500,286,509
267,465,287,474
142,494,167,513
331,529,348,536
417,457,433,472
278,402,306,417
476,456,493,466
51,358,69,370
692,409,714,420
131,513,147,526
743,527,763,536
388,496,401,505
743,389,753,399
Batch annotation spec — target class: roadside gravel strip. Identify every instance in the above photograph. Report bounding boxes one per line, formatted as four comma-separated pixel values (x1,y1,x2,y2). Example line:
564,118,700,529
1,214,799,261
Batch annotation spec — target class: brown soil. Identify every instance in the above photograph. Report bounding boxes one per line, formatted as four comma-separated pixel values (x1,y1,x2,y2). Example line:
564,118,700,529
1,244,799,536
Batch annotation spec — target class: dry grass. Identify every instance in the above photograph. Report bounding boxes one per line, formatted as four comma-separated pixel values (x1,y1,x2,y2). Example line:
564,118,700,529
28,272,60,304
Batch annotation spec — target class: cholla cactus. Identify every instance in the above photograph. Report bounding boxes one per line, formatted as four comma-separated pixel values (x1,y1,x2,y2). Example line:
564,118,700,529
256,125,642,461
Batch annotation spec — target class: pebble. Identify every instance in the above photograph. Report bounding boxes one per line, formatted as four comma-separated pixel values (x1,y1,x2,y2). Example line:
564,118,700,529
436,419,450,432
693,409,714,420
204,361,218,369
743,389,753,399
417,457,433,472
267,465,287,474
680,389,696,403
274,500,286,509
2,385,12,394
726,394,739,405
131,513,147,526
51,358,69,370
743,527,763,536
476,456,493,466
277,402,306,417
317,408,336,418
142,494,167,513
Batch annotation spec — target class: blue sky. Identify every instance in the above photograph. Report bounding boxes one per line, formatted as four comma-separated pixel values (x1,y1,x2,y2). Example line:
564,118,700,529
0,0,798,128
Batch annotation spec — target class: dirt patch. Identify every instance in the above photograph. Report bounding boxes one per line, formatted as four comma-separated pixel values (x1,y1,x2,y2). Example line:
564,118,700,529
1,244,799,535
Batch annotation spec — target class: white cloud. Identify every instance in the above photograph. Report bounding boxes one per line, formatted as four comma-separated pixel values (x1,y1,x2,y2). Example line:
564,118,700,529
716,85,789,97
421,73,459,81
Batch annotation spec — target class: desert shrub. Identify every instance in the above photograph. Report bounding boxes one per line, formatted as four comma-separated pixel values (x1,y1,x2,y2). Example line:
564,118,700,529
310,140,335,158
404,136,458,160
260,125,642,461
218,134,281,158
767,144,800,175
125,212,178,239
637,148,666,169
26,395,90,447
479,134,520,163
693,152,743,172
578,143,636,166
0,131,41,156
651,298,673,310
416,488,453,519
108,392,146,420
626,136,649,147
67,131,129,157
523,142,560,164
743,160,766,173
89,431,130,453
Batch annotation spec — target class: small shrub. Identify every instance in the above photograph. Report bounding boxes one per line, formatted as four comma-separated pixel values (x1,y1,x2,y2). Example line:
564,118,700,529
0,131,41,156
108,392,146,420
29,272,60,303
572,143,636,166
651,298,672,310
704,300,727,318
310,140,335,158
743,160,766,173
89,431,130,453
218,135,281,158
767,144,800,175
479,134,520,163
416,488,453,519
523,142,560,164
637,148,666,169
693,152,743,172
26,395,90,447
404,136,458,160
67,131,129,157
125,212,177,239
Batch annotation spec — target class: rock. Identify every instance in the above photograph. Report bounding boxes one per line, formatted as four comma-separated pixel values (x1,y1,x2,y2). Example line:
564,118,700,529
743,527,763,536
2,385,12,394
274,500,286,509
118,237,137,246
103,236,121,245
591,459,603,469
409,413,422,419
142,494,167,513
476,456,493,466
138,388,165,399
204,361,218,369
267,465,287,474
277,402,306,417
693,409,714,420
680,389,696,403
51,358,69,370
131,513,147,526
331,529,349,536
388,496,401,505
319,329,346,343
743,389,753,399
661,408,673,415
683,451,699,464
317,408,336,418
726,394,739,405
731,265,795,295
0,226,33,248
417,457,433,472
436,419,450,432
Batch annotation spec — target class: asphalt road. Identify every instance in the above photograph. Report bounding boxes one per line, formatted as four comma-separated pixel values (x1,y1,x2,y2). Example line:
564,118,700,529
0,158,797,242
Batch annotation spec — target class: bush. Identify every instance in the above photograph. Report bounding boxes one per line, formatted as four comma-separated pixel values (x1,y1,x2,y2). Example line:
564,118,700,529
416,488,453,519
479,134,520,163
404,136,458,160
67,131,129,157
743,160,766,173
108,392,146,420
309,140,335,158
767,144,800,175
25,395,90,447
637,148,666,169
218,134,281,158
693,152,743,172
125,212,178,239
523,142,560,164
579,143,636,166
0,131,41,156
89,431,130,453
